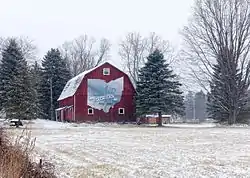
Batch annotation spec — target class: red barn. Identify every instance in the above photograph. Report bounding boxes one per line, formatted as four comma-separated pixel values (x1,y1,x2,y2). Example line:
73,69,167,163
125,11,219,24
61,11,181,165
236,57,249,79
56,61,136,123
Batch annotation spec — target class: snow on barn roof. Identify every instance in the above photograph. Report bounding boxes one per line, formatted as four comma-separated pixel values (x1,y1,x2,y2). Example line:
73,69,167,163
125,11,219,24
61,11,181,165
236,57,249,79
58,60,123,101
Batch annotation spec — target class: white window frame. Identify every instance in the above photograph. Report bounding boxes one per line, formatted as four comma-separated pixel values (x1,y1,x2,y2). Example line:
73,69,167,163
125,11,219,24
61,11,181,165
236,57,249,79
118,108,125,115
103,68,110,75
88,108,94,115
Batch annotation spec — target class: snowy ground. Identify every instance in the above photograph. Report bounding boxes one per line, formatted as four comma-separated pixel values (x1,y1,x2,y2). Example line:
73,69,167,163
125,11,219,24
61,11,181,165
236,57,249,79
4,119,250,178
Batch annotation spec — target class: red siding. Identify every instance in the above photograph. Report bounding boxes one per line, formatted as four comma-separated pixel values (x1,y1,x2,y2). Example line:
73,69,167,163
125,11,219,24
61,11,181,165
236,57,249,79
59,62,136,123
59,96,74,121
59,96,73,107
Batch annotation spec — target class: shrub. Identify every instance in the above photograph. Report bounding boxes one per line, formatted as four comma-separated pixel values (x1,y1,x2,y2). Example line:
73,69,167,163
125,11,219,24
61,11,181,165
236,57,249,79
0,128,56,178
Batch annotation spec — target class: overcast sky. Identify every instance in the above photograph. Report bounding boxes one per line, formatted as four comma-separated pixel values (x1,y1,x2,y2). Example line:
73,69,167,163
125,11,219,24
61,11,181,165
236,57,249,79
0,0,194,57
0,0,198,91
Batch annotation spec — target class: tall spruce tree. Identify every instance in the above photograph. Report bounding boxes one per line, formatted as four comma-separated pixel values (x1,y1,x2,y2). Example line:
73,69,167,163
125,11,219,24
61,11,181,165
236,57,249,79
0,39,35,120
184,91,194,121
40,48,71,120
136,49,184,126
194,90,207,122
207,64,229,123
0,39,18,113
30,61,43,119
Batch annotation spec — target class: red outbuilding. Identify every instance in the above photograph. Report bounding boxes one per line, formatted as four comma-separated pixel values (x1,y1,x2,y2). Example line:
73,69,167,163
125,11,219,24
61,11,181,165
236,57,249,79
56,61,136,123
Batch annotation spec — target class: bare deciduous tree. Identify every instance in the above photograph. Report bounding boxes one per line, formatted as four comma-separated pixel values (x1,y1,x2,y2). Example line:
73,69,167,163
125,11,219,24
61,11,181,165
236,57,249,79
119,32,174,85
148,32,173,58
96,38,111,66
182,0,250,124
60,35,111,76
0,36,37,63
119,32,147,85
18,36,37,62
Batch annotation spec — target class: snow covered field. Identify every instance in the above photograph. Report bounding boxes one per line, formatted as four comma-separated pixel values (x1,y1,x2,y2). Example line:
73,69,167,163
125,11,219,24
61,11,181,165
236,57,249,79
5,120,250,178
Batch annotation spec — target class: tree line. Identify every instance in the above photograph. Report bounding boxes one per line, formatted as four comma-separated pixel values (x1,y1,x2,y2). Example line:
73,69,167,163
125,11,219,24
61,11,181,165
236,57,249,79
1,0,250,125
136,0,250,125
0,38,70,120
184,91,207,122
0,33,183,123
182,0,250,124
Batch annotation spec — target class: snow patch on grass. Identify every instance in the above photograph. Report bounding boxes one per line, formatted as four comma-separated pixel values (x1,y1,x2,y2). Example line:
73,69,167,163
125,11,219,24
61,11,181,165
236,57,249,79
8,119,250,177
163,123,217,128
217,123,250,128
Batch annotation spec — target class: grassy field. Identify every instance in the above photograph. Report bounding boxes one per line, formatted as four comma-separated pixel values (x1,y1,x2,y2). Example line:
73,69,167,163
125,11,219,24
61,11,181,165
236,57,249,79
6,120,250,178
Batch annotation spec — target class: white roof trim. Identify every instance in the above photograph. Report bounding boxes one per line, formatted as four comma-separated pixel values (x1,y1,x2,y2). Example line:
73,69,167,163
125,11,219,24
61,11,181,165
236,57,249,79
56,105,73,111
58,60,126,101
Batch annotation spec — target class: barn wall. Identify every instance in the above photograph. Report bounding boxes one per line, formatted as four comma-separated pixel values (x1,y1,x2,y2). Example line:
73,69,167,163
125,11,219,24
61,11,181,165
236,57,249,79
74,63,136,122
59,97,73,107
58,97,74,121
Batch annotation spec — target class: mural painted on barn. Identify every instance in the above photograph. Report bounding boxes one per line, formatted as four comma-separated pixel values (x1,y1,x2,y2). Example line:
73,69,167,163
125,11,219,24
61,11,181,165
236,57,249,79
56,61,136,123
87,77,124,113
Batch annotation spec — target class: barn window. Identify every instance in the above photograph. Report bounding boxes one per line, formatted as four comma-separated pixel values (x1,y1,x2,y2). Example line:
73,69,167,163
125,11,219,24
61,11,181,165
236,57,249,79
88,108,94,115
103,68,110,75
118,108,125,115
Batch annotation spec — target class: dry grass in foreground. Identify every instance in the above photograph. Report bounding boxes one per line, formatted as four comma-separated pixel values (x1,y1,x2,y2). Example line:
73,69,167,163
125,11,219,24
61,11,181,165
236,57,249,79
0,127,56,178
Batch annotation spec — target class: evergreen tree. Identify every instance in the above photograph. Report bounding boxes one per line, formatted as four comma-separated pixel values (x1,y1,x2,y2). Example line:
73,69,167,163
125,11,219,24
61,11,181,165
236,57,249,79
0,39,35,120
29,61,43,119
207,64,229,122
184,91,194,121
40,48,71,120
136,49,184,126
194,90,207,122
0,39,19,113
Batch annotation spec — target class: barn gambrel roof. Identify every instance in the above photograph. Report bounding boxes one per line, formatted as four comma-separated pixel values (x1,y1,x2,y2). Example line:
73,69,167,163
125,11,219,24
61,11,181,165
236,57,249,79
58,60,129,101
